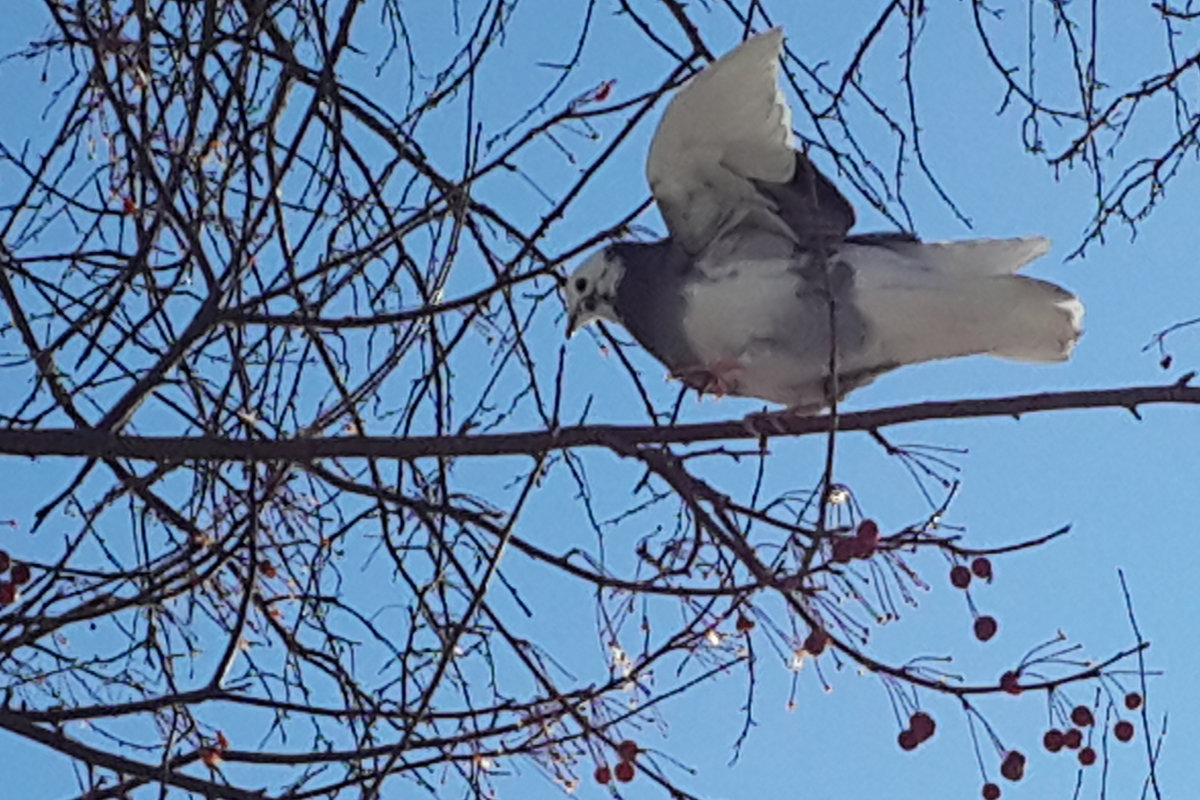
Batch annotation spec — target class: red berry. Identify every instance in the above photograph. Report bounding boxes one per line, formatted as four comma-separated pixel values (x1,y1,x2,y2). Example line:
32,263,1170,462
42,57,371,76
832,538,862,563
982,783,1002,800
0,550,9,573
0,581,14,605
1114,720,1135,742
897,729,919,751
999,750,1026,781
803,628,829,657
1078,746,1097,766
10,562,30,585
999,670,1021,694
971,557,993,580
594,765,611,784
616,739,638,761
1124,692,1143,710
950,565,972,589
1070,705,1094,727
736,614,755,632
856,519,879,549
1042,728,1064,753
1062,728,1083,749
614,761,635,783
975,616,998,642
910,711,936,742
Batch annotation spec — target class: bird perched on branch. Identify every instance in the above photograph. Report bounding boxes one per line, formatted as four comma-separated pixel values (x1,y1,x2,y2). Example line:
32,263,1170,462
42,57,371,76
565,28,1083,412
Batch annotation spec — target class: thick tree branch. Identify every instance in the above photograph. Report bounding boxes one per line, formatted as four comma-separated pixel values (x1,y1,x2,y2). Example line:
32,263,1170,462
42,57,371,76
0,382,1195,462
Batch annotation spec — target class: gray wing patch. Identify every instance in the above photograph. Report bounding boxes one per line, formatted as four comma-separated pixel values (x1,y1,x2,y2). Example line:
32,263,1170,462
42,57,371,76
752,151,856,249
843,231,921,247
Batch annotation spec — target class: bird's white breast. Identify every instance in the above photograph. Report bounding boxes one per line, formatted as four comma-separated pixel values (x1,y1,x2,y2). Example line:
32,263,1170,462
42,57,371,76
680,259,794,357
678,259,833,405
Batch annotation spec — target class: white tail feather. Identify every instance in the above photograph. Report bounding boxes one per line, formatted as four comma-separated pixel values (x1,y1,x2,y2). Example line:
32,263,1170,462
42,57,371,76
847,238,1083,366
868,236,1051,276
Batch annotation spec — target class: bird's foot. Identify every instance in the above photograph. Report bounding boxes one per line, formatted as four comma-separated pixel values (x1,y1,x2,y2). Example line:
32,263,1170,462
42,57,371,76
741,408,792,438
672,360,743,397
741,404,823,438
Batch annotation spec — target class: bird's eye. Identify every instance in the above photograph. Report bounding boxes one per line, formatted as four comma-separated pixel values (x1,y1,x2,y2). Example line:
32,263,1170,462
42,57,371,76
583,296,597,312
574,277,588,292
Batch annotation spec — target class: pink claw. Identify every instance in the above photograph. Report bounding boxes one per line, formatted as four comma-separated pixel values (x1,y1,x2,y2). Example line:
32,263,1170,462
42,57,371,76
673,360,743,396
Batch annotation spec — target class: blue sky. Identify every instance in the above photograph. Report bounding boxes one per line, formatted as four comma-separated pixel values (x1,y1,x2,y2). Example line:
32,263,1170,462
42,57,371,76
1,2,1197,799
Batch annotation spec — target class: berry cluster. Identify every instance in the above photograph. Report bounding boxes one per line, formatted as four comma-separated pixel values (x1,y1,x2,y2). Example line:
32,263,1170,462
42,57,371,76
802,627,829,657
947,557,999,642
594,739,640,785
897,711,936,751
1041,700,1140,768
974,695,1144,796
971,748,1027,799
0,549,31,605
831,519,881,563
200,730,231,768
950,556,992,589
999,750,1026,781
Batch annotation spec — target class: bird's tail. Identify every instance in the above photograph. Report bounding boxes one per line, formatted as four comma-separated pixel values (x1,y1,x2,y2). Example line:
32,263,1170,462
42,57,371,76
879,236,1052,277
848,238,1084,366
966,274,1083,362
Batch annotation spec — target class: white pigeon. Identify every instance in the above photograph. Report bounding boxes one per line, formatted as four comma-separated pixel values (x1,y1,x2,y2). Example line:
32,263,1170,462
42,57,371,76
565,28,1083,411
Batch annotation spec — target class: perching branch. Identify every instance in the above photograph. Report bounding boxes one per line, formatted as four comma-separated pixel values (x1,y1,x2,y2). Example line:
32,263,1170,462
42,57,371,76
0,382,1194,463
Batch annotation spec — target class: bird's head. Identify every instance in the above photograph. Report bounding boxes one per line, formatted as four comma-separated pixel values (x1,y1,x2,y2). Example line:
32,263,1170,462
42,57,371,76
565,247,625,337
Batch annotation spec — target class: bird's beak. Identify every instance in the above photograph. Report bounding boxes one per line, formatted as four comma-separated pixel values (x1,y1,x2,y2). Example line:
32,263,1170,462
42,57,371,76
566,308,581,338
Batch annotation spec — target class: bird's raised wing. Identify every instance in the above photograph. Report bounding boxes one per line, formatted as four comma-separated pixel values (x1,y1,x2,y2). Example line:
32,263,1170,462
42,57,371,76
646,28,854,257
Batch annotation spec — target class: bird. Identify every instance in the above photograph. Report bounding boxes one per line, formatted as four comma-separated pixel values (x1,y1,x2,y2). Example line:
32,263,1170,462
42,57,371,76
565,27,1083,412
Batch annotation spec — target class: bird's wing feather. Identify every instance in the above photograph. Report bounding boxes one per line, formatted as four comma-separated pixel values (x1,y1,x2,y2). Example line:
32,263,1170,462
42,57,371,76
849,235,1051,276
646,29,853,258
